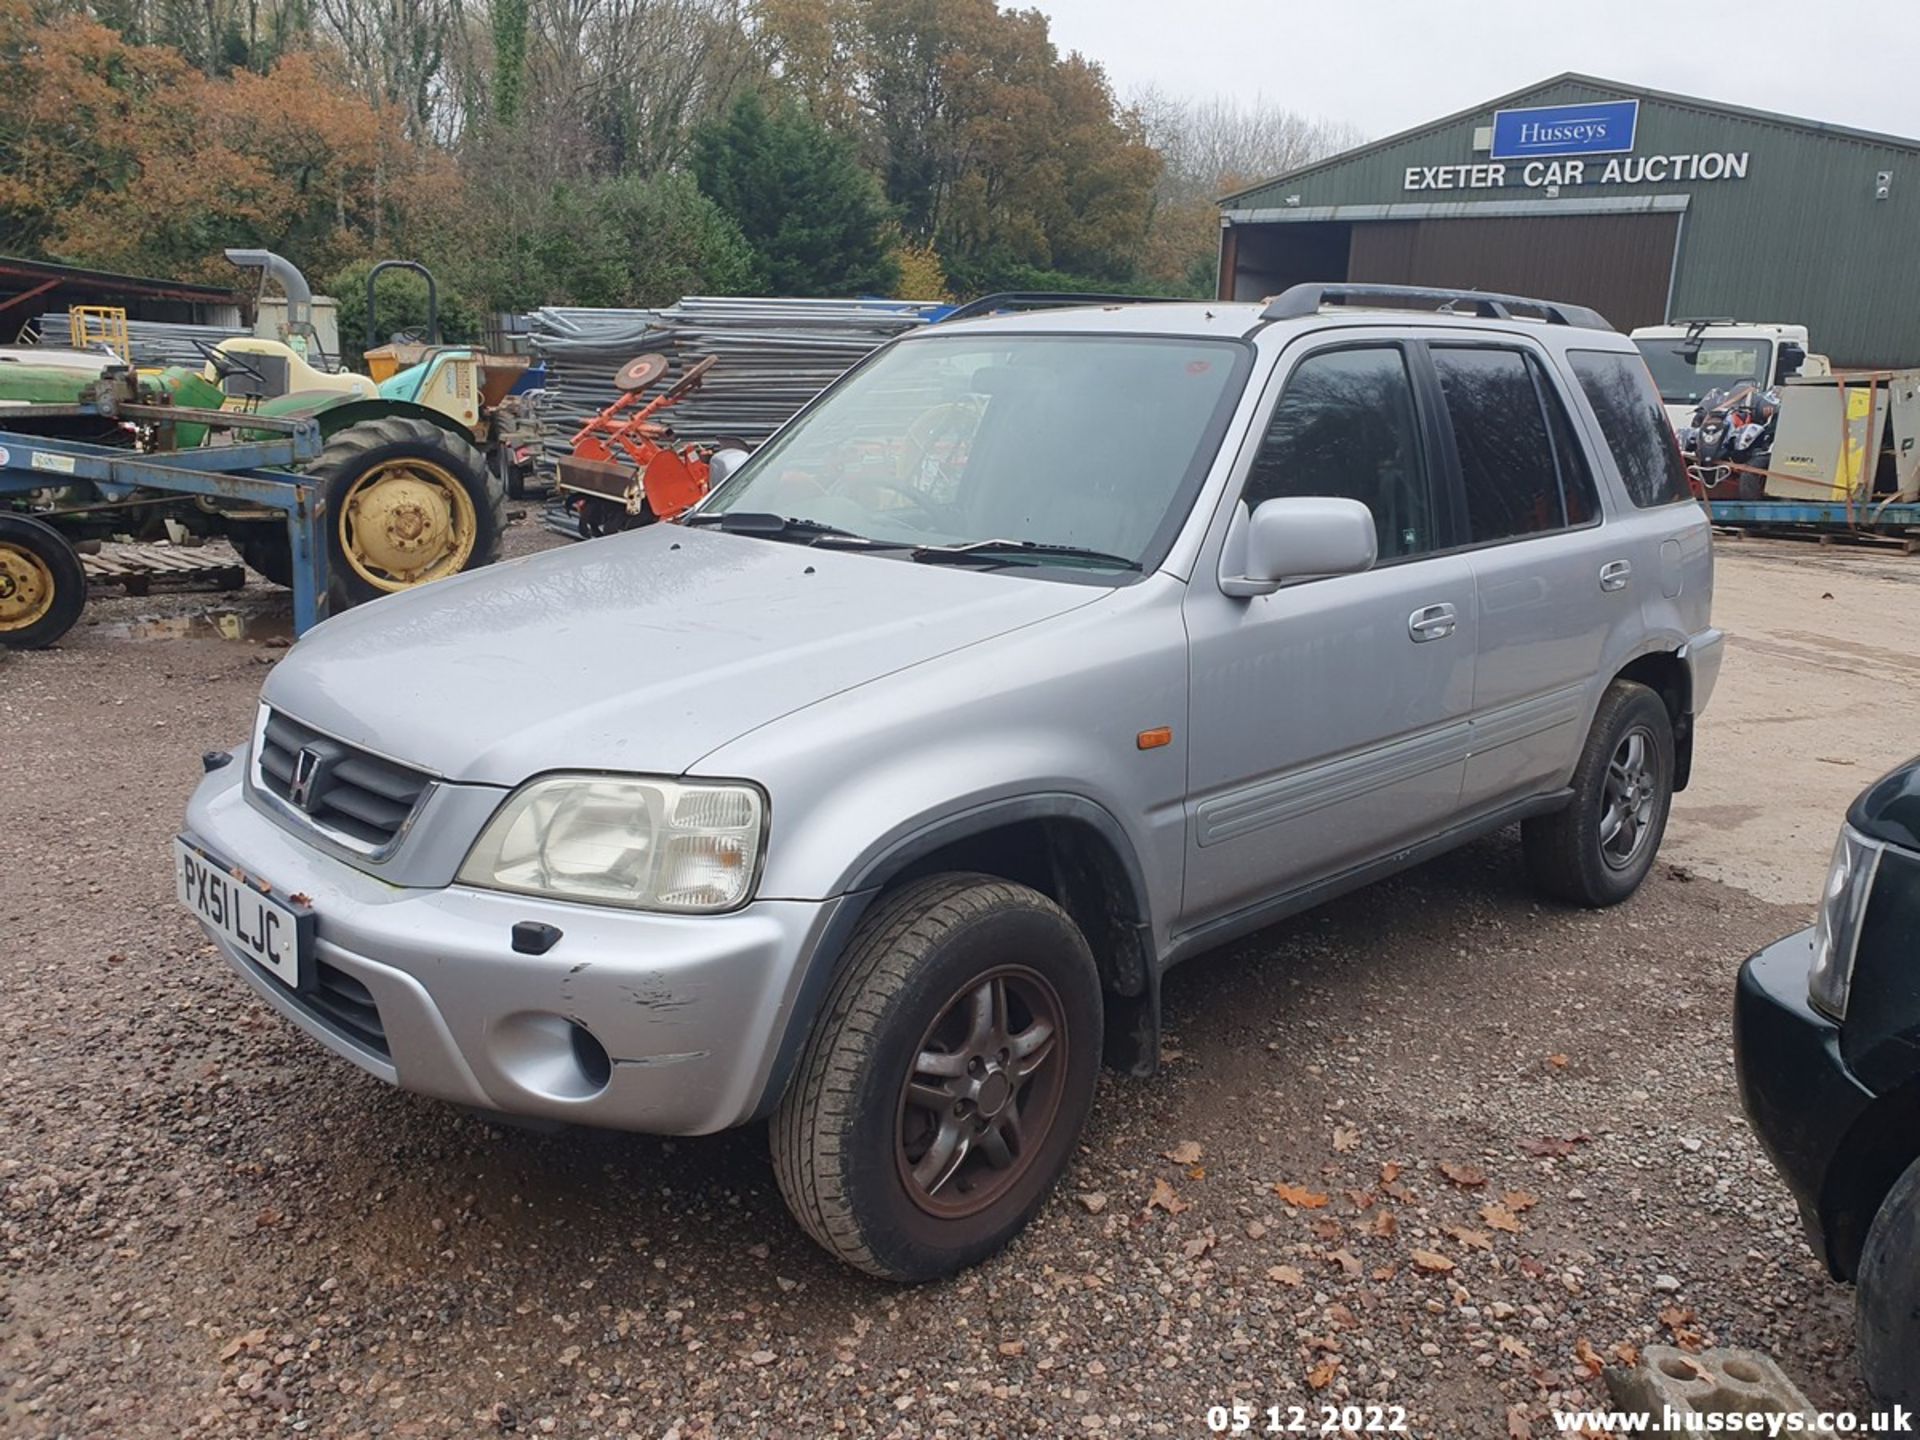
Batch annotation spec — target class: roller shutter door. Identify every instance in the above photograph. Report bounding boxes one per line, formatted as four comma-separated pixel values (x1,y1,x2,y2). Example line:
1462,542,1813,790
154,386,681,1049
1347,212,1680,331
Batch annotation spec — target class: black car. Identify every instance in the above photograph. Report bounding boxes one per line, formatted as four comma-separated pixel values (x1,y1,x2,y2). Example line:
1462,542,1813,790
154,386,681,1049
1736,756,1920,1405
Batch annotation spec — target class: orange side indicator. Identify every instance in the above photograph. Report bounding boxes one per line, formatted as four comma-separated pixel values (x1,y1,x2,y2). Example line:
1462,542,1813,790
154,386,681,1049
1136,726,1173,750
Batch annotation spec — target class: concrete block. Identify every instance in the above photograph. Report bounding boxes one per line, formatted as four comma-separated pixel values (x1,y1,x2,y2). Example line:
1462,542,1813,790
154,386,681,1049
1606,1347,1818,1434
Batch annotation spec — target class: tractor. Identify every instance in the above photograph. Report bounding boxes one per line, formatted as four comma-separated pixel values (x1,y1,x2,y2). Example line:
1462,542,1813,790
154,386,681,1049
0,249,517,617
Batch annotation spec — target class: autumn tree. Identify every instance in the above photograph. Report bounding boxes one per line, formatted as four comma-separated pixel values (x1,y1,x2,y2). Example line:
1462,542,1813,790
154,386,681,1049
693,91,897,296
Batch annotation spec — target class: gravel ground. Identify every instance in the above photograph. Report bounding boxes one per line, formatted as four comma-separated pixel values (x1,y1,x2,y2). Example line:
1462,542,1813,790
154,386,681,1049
0,520,1882,1437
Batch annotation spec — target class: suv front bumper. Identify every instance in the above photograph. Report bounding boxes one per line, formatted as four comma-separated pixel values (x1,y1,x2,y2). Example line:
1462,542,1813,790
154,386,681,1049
1734,926,1879,1277
185,760,840,1135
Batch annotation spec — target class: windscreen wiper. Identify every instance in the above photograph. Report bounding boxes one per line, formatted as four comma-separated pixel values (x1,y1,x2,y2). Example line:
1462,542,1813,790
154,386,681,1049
681,511,900,547
908,538,1143,571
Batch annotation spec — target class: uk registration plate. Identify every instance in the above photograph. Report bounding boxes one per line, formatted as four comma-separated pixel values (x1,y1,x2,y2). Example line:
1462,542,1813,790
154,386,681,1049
173,836,313,988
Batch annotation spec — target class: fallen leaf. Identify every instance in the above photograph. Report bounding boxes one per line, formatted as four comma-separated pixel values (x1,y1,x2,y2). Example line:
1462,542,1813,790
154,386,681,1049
1548,1054,1569,1069
1507,1404,1533,1440
1345,1189,1375,1211
1268,1264,1305,1287
1481,1204,1524,1234
1610,1341,1639,1367
1576,1339,1612,1378
1409,1249,1455,1273
1148,1177,1189,1215
1187,1165,1207,1180
1379,1161,1403,1185
1332,1125,1360,1153
1305,1358,1339,1390
1165,1140,1203,1166
1370,1265,1397,1282
1520,1134,1589,1158
254,1206,283,1229
288,892,312,907
1311,1218,1343,1242
1182,1232,1216,1260
1445,1225,1492,1251
1370,1209,1397,1239
998,1340,1026,1357
1439,1161,1488,1188
1272,1182,1330,1209
1498,1335,1532,1359
1502,1190,1539,1212
1327,1248,1361,1277
1305,1334,1341,1353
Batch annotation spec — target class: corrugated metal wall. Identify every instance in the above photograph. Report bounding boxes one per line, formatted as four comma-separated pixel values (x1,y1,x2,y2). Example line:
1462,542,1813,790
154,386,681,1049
1222,78,1920,366
1346,212,1680,332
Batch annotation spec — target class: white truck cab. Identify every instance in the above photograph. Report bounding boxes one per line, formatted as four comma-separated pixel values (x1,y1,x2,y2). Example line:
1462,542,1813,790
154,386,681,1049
1630,320,1828,431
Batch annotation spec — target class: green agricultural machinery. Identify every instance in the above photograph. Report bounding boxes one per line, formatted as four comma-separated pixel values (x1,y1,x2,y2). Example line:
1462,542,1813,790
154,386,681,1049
0,249,517,646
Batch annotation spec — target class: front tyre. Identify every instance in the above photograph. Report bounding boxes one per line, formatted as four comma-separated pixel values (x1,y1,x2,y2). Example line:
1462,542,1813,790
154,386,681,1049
0,513,87,650
1523,679,1674,907
772,874,1103,1281
1858,1154,1920,1405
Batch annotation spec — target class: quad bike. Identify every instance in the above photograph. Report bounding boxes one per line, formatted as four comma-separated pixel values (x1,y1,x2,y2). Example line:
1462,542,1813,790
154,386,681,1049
554,354,744,537
1681,382,1779,500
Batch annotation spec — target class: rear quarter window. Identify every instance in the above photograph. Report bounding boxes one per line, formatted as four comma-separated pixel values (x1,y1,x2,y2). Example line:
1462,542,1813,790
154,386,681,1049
1567,349,1689,508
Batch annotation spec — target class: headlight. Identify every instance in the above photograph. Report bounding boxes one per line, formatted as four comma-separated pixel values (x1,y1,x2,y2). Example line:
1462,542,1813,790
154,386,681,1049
1808,825,1883,1019
457,775,766,913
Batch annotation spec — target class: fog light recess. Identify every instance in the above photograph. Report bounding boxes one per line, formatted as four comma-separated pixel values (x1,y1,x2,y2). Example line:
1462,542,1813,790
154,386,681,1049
492,1012,613,1100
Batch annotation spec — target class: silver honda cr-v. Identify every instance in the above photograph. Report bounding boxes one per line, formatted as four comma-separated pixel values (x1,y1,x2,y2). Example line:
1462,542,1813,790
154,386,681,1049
179,284,1722,1281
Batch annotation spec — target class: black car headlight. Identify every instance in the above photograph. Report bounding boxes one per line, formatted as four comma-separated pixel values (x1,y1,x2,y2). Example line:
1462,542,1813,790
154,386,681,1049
1808,825,1883,1020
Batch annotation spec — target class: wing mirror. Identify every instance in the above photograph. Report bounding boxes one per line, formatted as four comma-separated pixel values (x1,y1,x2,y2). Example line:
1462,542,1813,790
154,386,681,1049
1774,342,1807,384
1219,496,1378,598
707,447,752,487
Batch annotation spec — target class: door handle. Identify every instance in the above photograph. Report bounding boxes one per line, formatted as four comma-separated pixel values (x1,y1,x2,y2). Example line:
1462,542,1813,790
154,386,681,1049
1408,602,1457,642
1600,559,1633,592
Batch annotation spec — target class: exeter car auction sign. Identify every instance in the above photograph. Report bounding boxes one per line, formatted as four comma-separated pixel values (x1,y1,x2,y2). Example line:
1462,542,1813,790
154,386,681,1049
1403,98,1751,193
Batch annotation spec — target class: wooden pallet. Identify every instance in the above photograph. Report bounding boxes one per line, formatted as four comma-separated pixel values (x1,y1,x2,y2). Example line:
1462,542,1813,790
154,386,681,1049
80,541,246,595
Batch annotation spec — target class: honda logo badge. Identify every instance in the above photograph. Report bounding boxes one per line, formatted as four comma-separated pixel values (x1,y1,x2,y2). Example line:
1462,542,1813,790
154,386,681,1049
288,745,323,811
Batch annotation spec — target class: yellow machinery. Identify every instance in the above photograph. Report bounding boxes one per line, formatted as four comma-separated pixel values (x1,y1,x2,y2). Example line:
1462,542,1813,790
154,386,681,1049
68,306,130,361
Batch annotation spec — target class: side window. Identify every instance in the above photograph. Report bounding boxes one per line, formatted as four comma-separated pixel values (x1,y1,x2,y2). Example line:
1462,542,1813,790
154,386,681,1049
1244,346,1434,561
1431,346,1572,543
1529,354,1603,526
1568,349,1690,507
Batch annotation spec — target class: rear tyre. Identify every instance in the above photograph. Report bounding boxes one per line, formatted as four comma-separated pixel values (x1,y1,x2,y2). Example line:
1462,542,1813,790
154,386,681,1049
306,417,506,609
0,513,87,650
1523,680,1674,907
771,874,1103,1282
1858,1155,1920,1405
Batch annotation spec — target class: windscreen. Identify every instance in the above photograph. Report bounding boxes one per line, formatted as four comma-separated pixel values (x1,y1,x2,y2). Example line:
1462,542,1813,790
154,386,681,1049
701,333,1246,571
1632,337,1770,406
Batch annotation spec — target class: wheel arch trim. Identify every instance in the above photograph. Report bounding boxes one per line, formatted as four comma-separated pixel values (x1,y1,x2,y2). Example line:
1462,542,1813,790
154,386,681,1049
748,793,1157,1119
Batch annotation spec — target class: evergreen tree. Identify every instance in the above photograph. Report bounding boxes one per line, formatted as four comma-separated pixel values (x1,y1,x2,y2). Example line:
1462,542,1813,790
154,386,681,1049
693,92,899,297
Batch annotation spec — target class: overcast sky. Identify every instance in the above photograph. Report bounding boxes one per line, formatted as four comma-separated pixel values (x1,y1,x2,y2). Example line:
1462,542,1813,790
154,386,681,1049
1035,0,1920,145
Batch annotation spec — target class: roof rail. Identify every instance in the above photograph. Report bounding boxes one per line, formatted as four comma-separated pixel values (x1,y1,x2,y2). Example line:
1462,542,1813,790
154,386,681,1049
939,291,1181,324
1261,283,1613,332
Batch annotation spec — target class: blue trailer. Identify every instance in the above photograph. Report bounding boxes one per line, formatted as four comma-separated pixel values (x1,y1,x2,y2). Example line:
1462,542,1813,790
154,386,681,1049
0,399,333,649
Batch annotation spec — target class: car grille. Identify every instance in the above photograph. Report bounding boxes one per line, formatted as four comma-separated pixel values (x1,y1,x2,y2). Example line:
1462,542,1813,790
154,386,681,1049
254,709,433,853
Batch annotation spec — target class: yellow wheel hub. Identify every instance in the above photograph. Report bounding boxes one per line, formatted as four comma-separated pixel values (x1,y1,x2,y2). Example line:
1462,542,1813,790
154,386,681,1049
339,458,478,593
0,541,57,632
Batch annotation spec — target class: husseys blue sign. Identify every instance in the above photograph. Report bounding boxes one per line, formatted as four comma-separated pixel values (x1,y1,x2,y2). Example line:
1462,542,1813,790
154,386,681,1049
1491,99,1639,160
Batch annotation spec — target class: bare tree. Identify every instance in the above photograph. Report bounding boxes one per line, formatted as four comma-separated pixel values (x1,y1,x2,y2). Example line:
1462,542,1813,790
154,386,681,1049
1134,85,1365,200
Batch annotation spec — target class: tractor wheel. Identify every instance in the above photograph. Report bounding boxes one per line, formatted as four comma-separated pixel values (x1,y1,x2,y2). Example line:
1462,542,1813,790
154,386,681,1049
308,418,506,609
0,513,88,650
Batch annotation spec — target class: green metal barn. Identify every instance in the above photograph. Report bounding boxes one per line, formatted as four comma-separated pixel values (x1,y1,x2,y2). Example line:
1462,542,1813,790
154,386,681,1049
1218,74,1920,367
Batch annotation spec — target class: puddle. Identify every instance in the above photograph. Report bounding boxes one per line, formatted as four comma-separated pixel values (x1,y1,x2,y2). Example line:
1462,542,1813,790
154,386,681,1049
91,609,294,644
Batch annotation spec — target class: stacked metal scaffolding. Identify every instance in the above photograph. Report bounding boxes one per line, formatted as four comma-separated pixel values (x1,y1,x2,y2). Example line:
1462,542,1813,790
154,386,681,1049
526,297,943,462
32,312,247,367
